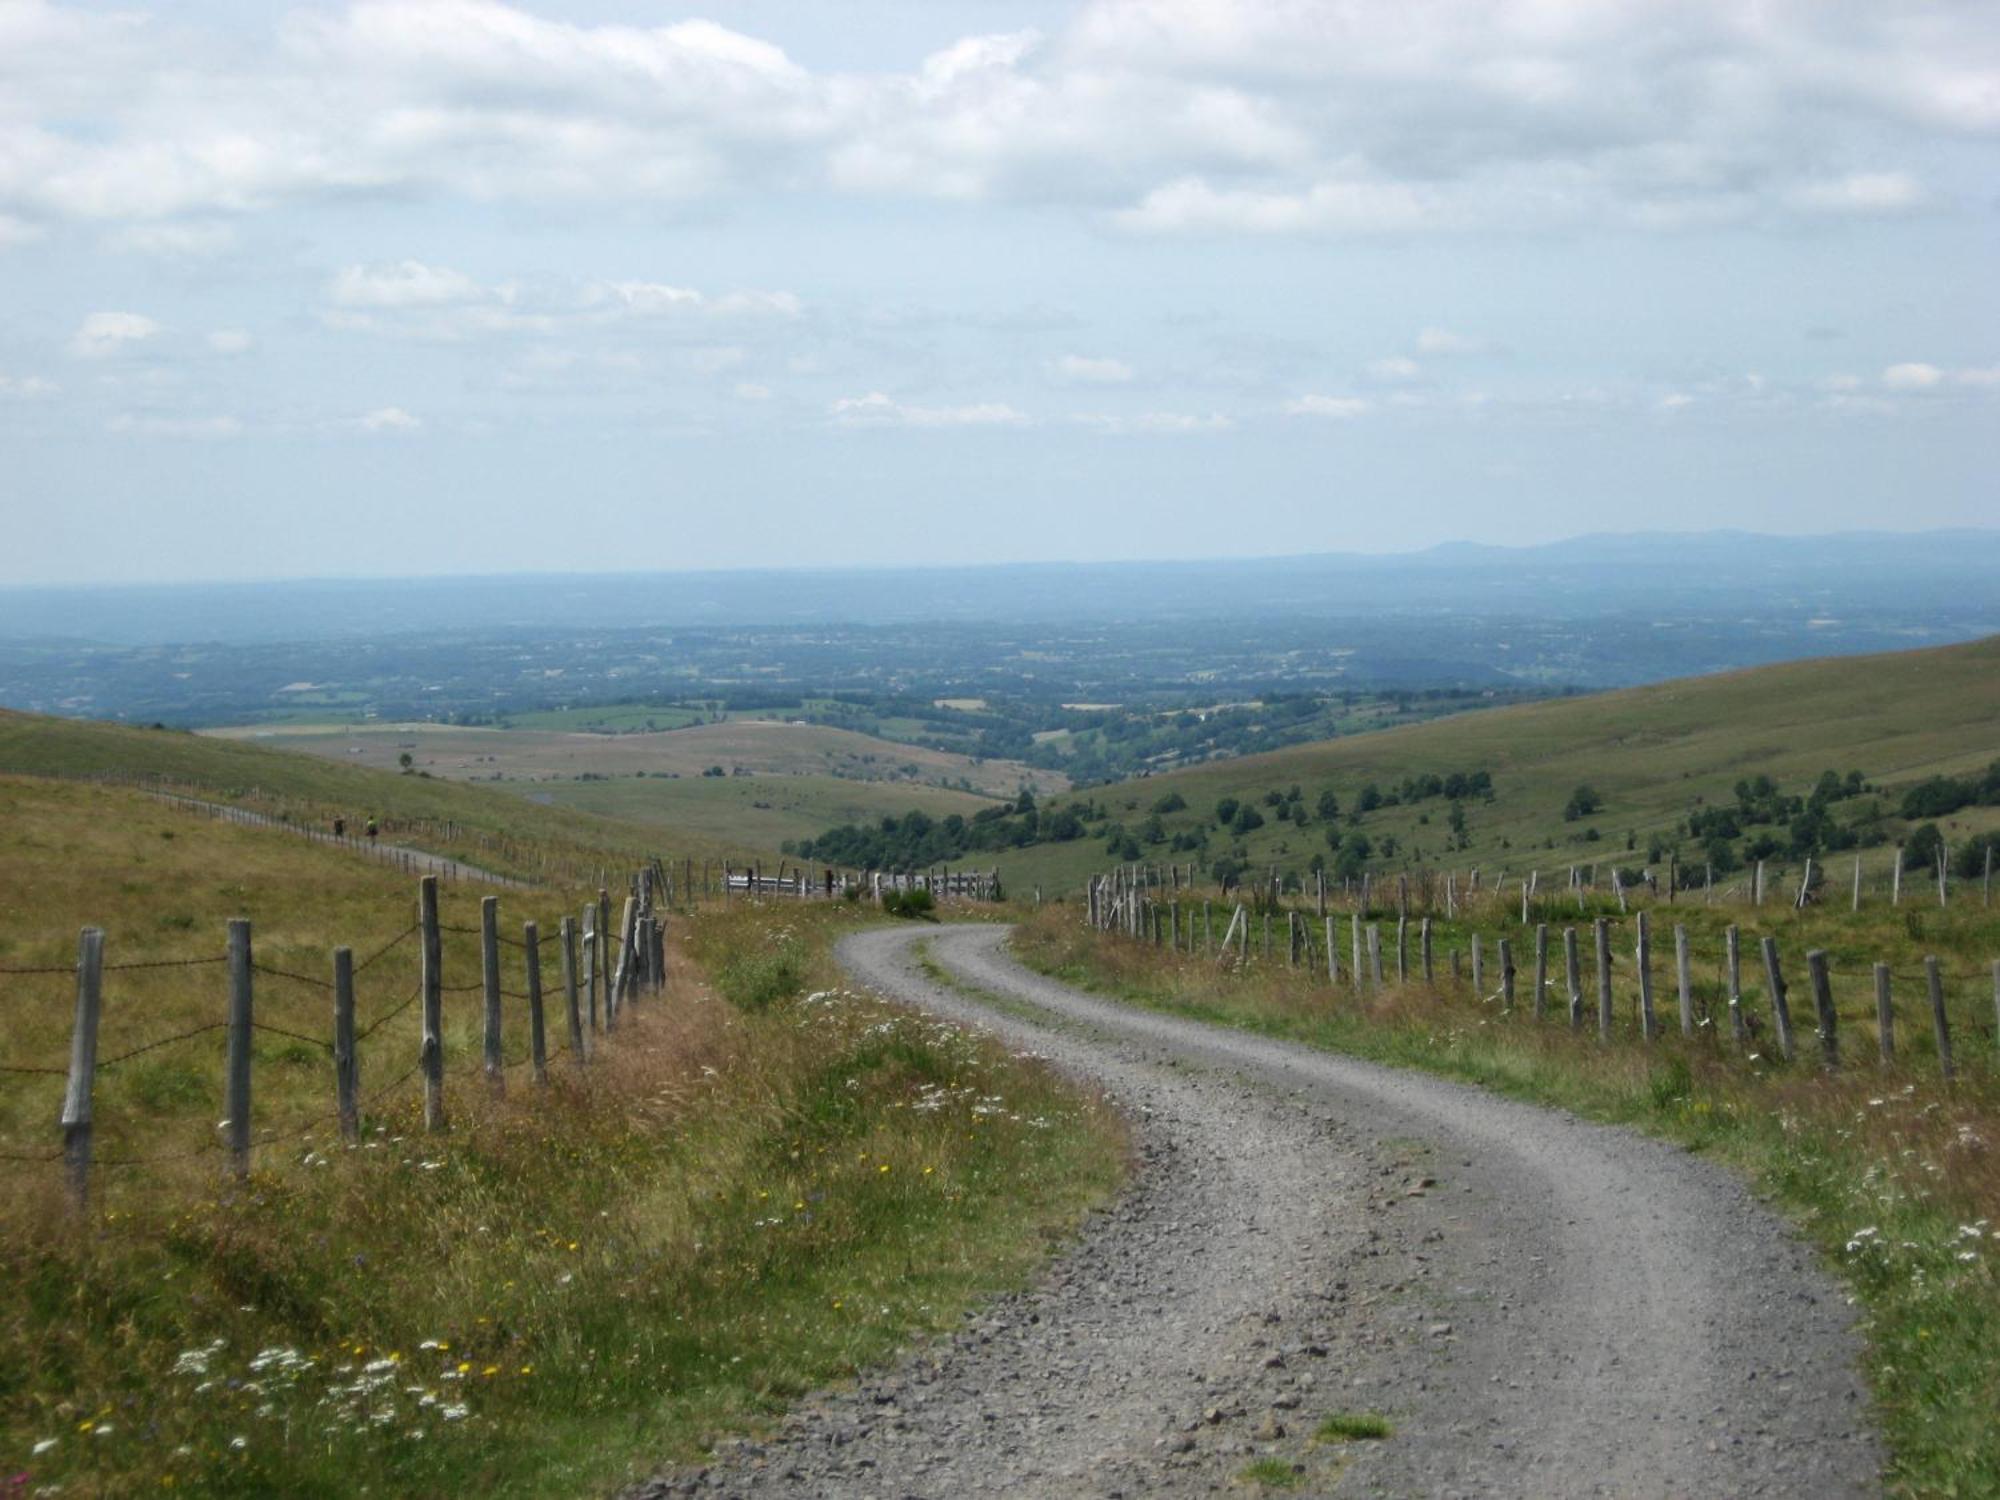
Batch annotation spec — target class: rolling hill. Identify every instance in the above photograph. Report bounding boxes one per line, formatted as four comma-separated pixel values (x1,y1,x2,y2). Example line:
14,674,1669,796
972,635,2000,897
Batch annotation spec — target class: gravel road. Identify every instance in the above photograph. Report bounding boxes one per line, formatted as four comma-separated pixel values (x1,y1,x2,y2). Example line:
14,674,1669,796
634,923,1881,1498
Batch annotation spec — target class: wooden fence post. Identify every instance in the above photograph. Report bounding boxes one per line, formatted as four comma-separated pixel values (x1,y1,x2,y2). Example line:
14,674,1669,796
481,896,504,1094
611,895,638,1021
525,921,547,1085
1498,937,1516,1013
1563,925,1582,1031
1420,916,1434,984
560,916,587,1063
420,874,445,1132
1471,933,1484,999
225,918,253,1179
60,927,105,1211
1992,959,2000,1047
1368,924,1383,987
1925,956,1954,1082
1874,962,1894,1065
1634,911,1656,1042
1760,936,1795,1062
1726,926,1746,1046
1806,949,1838,1069
1594,917,1613,1041
1532,923,1549,1021
333,946,358,1142
1674,924,1694,1036
1325,916,1337,983
1351,914,1363,989
581,904,598,1032
596,888,612,1018
1396,914,1408,983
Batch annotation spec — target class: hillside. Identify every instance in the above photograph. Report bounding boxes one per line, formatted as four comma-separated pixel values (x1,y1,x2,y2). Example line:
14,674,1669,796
969,635,2000,896
0,708,698,877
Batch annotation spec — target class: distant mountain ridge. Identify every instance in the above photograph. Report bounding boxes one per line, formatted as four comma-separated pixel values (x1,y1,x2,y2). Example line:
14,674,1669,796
2,528,1996,646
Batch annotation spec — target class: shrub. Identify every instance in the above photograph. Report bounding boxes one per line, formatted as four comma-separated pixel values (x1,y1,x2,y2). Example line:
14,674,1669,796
715,944,806,1011
879,887,937,920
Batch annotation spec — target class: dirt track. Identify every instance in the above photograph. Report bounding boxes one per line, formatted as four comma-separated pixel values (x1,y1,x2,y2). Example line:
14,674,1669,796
638,923,1881,1498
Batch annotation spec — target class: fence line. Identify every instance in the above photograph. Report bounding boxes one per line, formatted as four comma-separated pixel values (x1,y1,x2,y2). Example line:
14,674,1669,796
1,868,675,1212
1081,864,2000,1083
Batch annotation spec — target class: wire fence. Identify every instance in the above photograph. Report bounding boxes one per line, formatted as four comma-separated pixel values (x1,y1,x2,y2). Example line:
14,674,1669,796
0,869,671,1208
1091,867,2000,1081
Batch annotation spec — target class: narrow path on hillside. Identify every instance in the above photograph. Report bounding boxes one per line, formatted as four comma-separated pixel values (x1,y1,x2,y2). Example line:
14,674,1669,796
641,924,1881,1499
143,791,527,887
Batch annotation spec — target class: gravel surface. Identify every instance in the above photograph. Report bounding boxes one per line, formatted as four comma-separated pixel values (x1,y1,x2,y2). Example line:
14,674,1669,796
631,924,1882,1499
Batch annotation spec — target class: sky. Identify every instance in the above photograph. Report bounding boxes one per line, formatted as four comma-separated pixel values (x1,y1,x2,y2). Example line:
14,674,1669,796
1,0,1996,586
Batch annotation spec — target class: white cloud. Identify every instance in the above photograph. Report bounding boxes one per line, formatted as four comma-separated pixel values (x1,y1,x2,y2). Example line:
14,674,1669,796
331,261,483,309
1789,172,1927,216
0,373,58,398
1956,365,2000,387
70,311,161,358
1657,393,1695,411
1284,394,1369,419
1366,356,1422,382
1074,410,1232,434
107,222,239,257
207,330,254,356
355,406,422,432
3,0,1990,238
733,382,773,401
1054,354,1134,384
1415,328,1483,356
1882,362,1944,390
829,392,1029,428
109,413,240,438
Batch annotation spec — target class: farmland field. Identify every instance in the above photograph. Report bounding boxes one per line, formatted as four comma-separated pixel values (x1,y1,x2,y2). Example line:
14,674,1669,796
204,719,1064,799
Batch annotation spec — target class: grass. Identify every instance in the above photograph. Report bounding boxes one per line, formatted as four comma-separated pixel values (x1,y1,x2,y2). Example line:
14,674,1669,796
1010,904,2000,1498
520,771,1000,855
1237,1456,1305,1488
0,777,1129,1496
0,710,675,882
204,718,1063,800
982,635,2000,898
1314,1412,1392,1442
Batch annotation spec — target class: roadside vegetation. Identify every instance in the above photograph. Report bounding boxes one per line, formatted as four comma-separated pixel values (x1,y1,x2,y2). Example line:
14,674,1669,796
0,774,1125,1497
1010,899,2000,1497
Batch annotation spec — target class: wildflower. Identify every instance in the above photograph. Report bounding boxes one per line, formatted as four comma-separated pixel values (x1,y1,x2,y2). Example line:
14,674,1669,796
32,1439,57,1456
228,1436,247,1452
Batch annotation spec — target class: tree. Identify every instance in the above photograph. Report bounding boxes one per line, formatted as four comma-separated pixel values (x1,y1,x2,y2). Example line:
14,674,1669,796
398,752,414,772
1230,803,1266,836
1215,797,1240,826
1902,822,1945,872
1315,789,1340,820
1563,784,1602,821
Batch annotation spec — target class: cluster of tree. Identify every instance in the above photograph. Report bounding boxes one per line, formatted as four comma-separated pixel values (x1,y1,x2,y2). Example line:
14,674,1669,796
1680,770,1869,871
1897,760,2000,820
1901,825,2000,878
797,792,1084,868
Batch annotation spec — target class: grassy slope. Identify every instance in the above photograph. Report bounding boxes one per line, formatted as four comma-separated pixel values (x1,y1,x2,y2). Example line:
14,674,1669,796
0,709,726,875
0,777,1125,1496
205,719,1066,798
525,773,998,853
988,636,2000,896
1011,906,2000,1497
